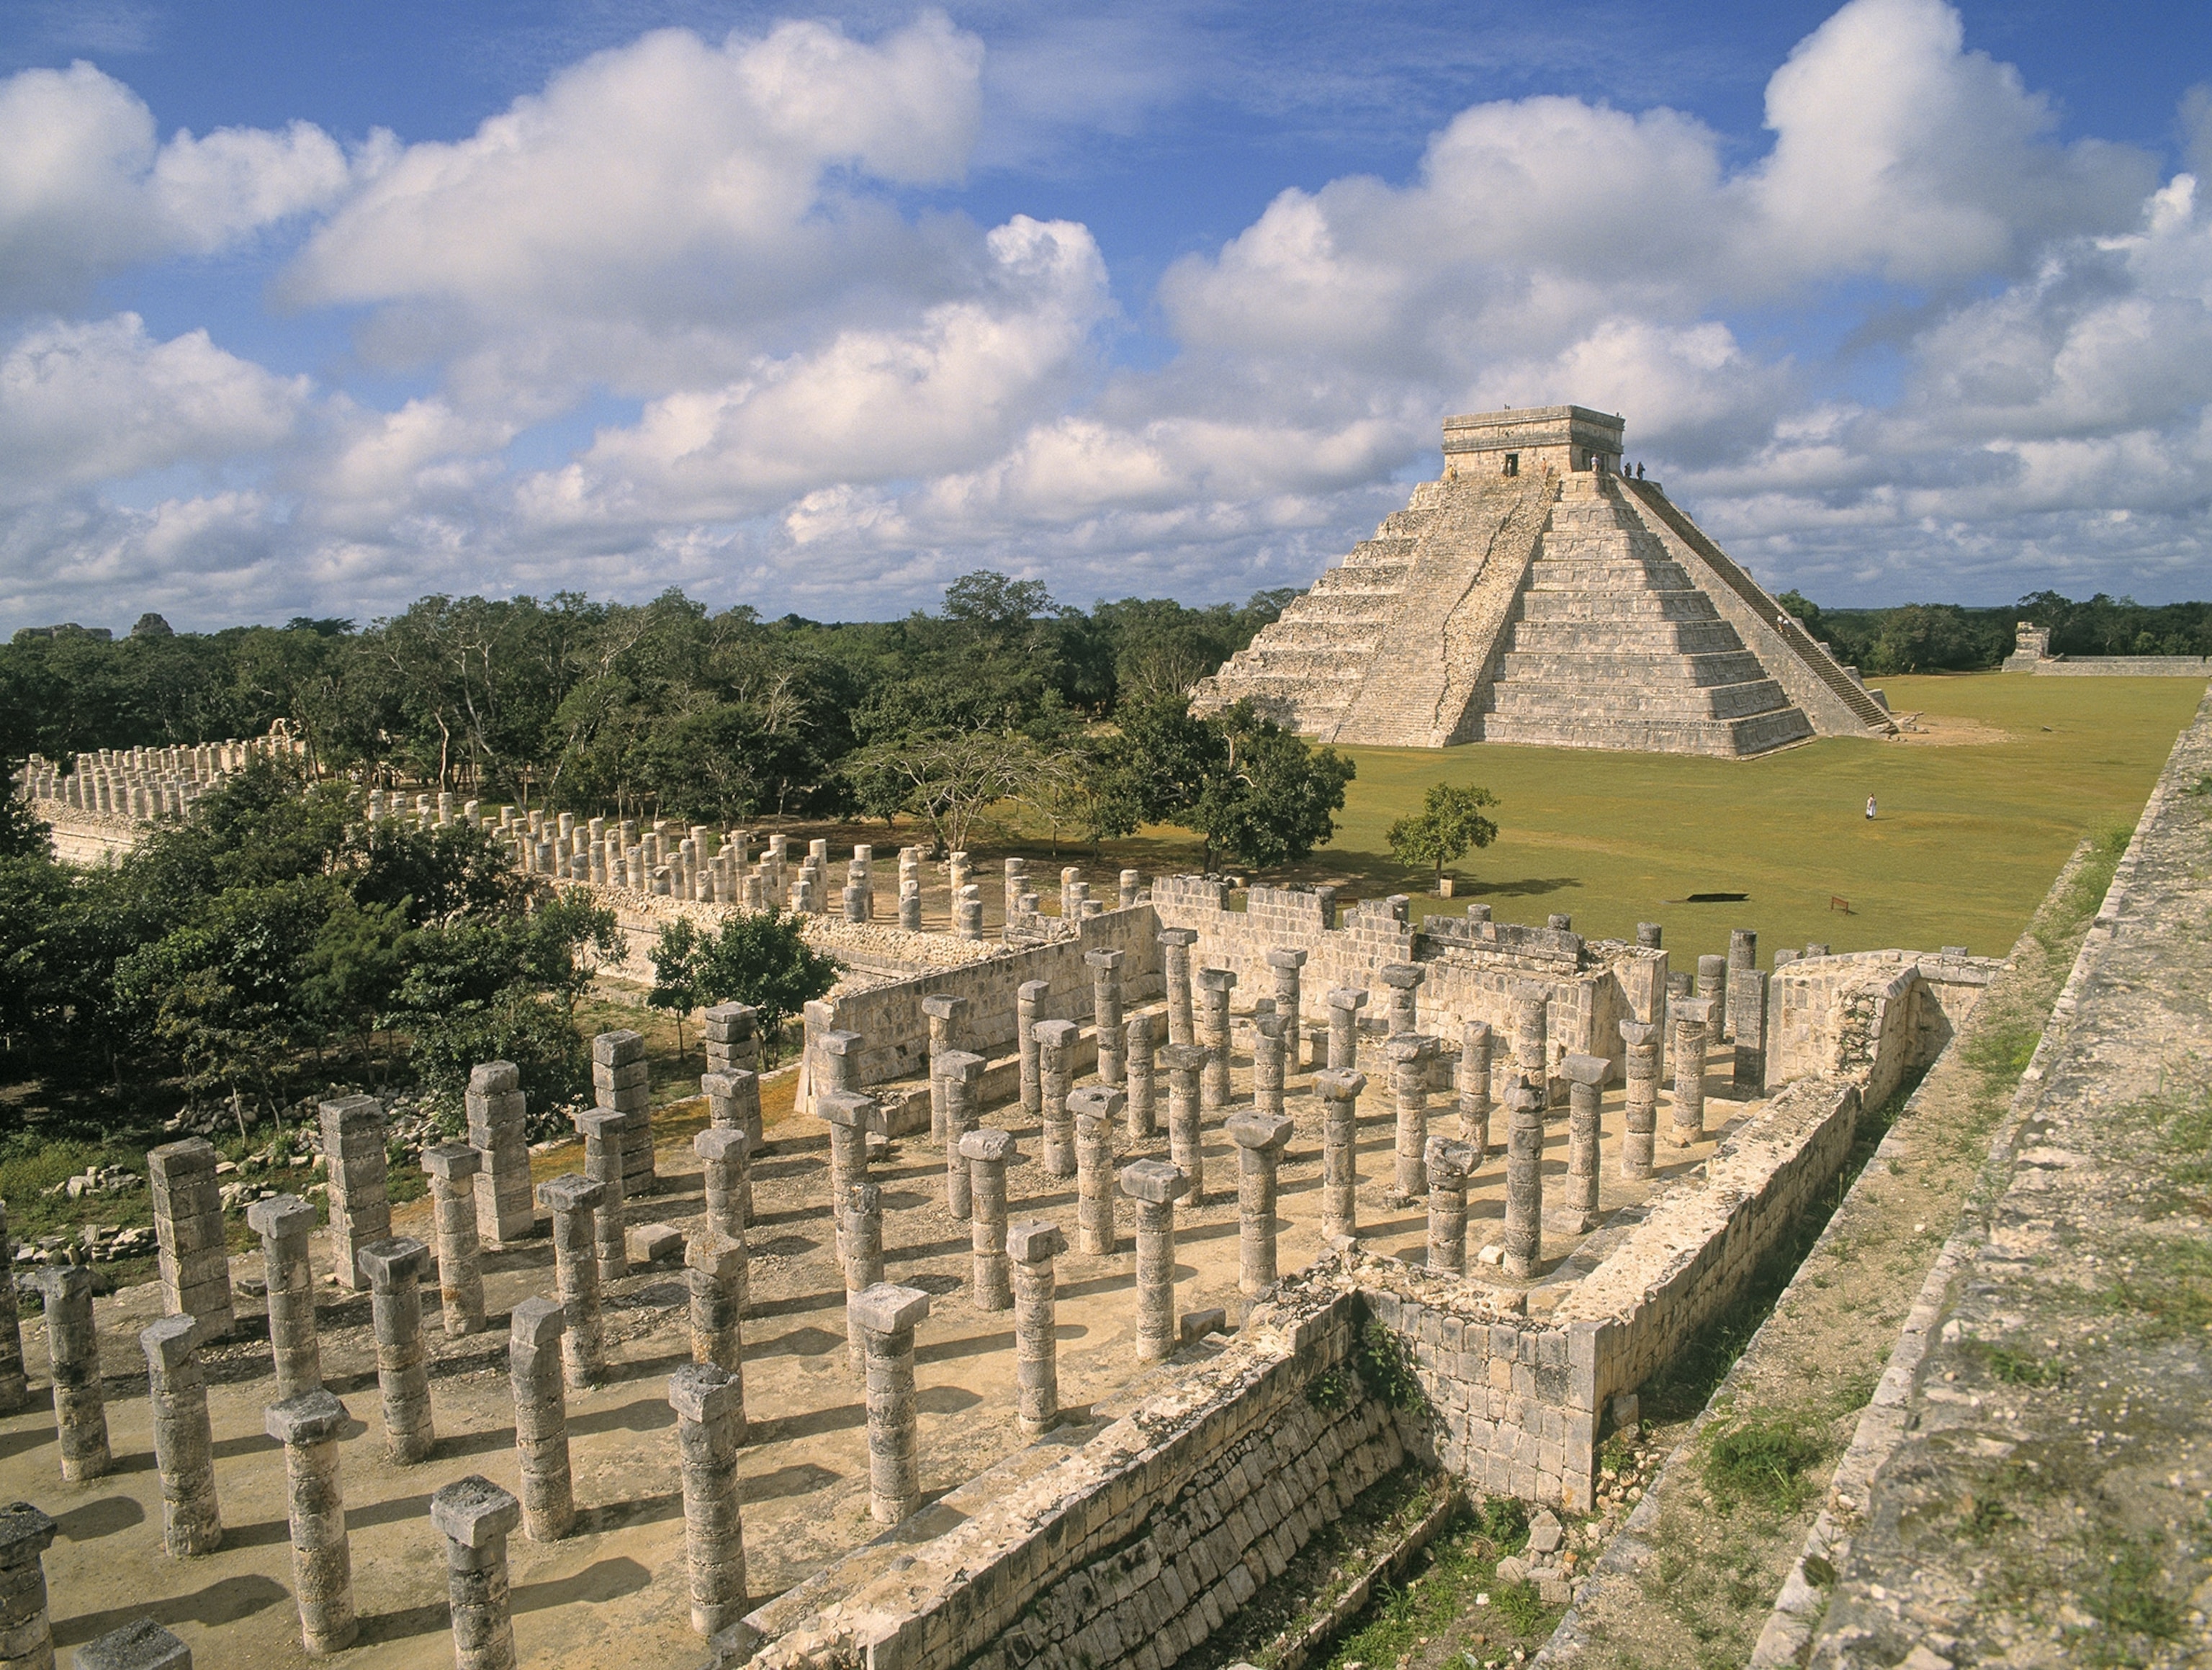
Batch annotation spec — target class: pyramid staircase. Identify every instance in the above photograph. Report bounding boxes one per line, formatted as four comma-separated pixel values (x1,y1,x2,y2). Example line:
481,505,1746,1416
1475,474,1814,755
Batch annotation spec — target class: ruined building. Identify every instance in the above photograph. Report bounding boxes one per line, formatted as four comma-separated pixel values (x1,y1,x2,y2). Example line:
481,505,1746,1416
1192,407,1897,754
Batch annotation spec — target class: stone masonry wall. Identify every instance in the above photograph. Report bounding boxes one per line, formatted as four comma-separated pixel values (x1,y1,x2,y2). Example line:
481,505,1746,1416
1765,951,1999,1099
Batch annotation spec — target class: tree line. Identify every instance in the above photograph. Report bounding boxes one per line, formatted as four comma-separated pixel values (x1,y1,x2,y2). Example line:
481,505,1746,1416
1776,591,2212,676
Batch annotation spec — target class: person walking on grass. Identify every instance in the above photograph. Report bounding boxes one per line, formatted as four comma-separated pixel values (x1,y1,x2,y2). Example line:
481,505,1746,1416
1866,796,1878,821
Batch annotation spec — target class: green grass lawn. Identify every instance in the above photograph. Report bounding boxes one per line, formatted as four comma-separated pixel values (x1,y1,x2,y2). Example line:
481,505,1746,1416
1305,673,2206,967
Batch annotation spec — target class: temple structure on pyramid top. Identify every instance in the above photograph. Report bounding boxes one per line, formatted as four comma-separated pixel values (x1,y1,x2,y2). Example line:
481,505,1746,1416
1191,405,1897,755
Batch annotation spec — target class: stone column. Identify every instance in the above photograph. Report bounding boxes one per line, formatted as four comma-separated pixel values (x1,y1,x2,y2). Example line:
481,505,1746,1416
1314,1069,1364,1239
921,994,968,1144
1120,869,1142,909
1619,1020,1660,1180
1637,922,1663,948
33,1266,109,1481
0,1505,55,1670
898,880,922,930
1124,1015,1159,1139
1501,1084,1545,1280
1266,948,1307,1069
702,1067,763,1152
266,1390,356,1655
688,1228,747,1383
1030,1018,1077,1176
669,1364,749,1631
358,1238,434,1463
851,1285,930,1524
71,1619,193,1669
140,1315,221,1556
592,1029,656,1200
948,849,971,897
1121,1161,1187,1362
1562,1053,1608,1231
1459,1021,1494,1154
703,1003,761,1077
1511,984,1550,1107
1002,856,1026,924
1671,997,1712,1144
508,1299,572,1542
1696,955,1727,1020
1066,1087,1123,1255
1194,967,1236,1113
1159,928,1197,1047
1252,1013,1287,1118
1160,1043,1208,1203
1326,988,1367,1071
1424,1137,1475,1275
819,1090,883,1269
955,885,984,940
431,1477,521,1670
961,1129,1015,1309
466,1061,535,1249
1726,929,1758,1041
1226,1112,1292,1300
1007,1221,1064,1437
936,1051,985,1217
421,1144,487,1337
1379,962,1423,1038
318,1095,390,1290
248,1195,321,1401
1384,1033,1437,1205
536,1177,606,1388
1732,969,1768,1095
842,1183,886,1376
0,1202,23,1414
146,1139,234,1340
1087,950,1126,1087
694,1128,751,1243
1015,979,1048,1121
573,1109,630,1283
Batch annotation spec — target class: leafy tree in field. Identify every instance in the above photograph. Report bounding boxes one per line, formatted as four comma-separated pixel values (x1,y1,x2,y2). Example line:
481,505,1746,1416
649,917,706,1061
843,729,1040,855
693,909,840,1066
1387,783,1501,891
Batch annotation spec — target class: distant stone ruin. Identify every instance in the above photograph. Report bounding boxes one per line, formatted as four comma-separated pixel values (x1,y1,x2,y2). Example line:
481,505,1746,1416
1192,407,1897,755
2001,619,2211,677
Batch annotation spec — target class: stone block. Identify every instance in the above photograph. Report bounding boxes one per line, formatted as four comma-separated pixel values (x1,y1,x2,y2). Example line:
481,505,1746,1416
627,1223,684,1266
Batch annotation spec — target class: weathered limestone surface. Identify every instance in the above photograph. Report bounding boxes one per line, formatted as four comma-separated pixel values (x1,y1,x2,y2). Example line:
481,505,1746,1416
146,1139,233,1340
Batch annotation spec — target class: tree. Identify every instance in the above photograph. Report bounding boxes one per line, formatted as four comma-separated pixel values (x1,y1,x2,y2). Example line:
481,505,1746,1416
1388,783,1501,891
1190,706,1355,869
693,909,841,1066
649,917,706,1061
842,729,1039,855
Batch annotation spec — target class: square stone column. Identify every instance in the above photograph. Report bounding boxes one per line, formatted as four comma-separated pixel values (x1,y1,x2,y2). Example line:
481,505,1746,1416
318,1095,390,1291
148,1138,234,1339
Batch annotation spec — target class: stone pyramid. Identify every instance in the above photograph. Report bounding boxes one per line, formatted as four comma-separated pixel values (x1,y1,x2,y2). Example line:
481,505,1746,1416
1192,406,1896,755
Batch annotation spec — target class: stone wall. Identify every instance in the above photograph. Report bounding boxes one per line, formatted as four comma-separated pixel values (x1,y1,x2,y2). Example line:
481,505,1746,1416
2024,655,2211,676
34,803,138,865
1764,950,2000,1103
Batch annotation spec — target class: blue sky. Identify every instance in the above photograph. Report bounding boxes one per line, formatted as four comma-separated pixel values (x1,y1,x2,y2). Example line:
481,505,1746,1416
1,0,2208,632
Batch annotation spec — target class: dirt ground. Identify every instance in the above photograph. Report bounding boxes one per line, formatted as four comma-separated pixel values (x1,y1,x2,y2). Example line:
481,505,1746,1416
1,1025,1751,1669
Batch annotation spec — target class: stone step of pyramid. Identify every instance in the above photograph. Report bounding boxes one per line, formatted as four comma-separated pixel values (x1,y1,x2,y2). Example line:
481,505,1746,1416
1498,648,1776,688
1525,557,1694,588
1489,674,1801,722
1481,706,1815,756
1515,588,1731,624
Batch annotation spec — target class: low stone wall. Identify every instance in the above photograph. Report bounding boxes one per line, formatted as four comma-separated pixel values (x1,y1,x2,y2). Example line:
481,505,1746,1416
2022,655,2211,676
1764,950,1999,1104
34,801,138,864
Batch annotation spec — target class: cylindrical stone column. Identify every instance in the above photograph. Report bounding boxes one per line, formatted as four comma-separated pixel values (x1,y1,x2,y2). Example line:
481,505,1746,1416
1119,868,1141,909
1034,1019,1079,1177
850,1285,930,1525
1087,950,1125,1087
1620,1020,1660,1180
1385,1033,1436,1205
1159,929,1197,1047
843,1183,885,1376
1637,922,1663,949
1226,1112,1293,1300
266,1390,356,1655
1459,1020,1494,1154
1124,1014,1159,1139
1326,988,1367,1071
1379,963,1423,1038
1161,1043,1208,1203
1726,928,1758,1042
1121,1161,1187,1363
899,880,922,931
357,1237,434,1463
961,1129,1015,1310
431,1477,521,1670
573,1108,630,1283
1562,1052,1608,1230
1017,981,1047,1121
508,1299,572,1542
1007,1222,1065,1437
0,1506,55,1669
819,1089,881,1270
1066,1087,1123,1255
1424,1137,1475,1275
1252,1013,1286,1118
1266,948,1307,1070
33,1266,109,1481
140,1316,221,1558
955,886,984,940
0,1201,24,1414
1696,956,1727,1031
248,1195,320,1402
669,1365,748,1633
1511,983,1550,1108
1194,967,1236,1113
693,1128,751,1244
701,1063,763,1167
1314,1070,1364,1240
1502,1084,1545,1280
1732,969,1768,1096
421,1144,487,1337
936,1051,985,1217
537,1176,606,1388
920,994,968,1145
688,1228,748,1384
1671,997,1712,1144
